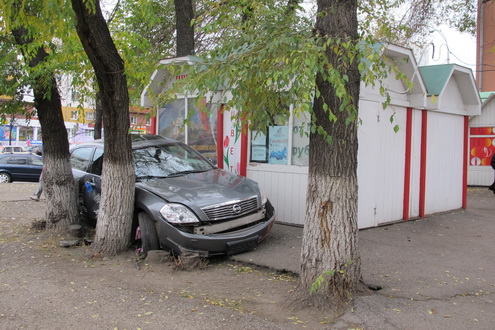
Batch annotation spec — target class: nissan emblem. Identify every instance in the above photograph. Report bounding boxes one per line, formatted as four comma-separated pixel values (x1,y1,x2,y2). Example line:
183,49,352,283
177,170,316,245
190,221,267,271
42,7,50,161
232,204,242,214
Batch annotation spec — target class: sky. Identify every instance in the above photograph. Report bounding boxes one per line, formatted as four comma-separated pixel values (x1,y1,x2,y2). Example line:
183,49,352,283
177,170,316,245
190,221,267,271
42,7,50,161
423,25,477,74
299,1,479,75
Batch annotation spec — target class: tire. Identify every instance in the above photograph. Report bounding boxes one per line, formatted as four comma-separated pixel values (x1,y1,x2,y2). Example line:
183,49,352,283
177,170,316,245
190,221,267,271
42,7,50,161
0,172,11,183
138,212,160,255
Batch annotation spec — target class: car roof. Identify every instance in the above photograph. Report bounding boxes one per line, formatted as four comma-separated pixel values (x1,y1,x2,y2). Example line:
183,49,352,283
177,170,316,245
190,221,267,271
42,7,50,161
71,134,179,150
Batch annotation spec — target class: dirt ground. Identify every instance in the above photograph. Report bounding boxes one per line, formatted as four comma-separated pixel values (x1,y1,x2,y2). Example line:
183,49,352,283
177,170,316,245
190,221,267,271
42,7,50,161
0,183,337,329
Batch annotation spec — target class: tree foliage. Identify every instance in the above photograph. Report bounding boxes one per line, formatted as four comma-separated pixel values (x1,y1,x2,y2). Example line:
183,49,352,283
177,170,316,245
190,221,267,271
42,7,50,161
1,0,79,230
156,0,400,138
359,0,478,49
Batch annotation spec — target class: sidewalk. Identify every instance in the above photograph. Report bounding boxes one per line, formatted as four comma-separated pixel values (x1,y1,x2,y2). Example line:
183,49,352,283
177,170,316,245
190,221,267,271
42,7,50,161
231,187,495,329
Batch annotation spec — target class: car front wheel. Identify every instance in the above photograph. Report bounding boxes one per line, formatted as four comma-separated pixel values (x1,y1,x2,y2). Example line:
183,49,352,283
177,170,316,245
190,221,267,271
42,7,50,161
138,212,160,256
0,172,11,183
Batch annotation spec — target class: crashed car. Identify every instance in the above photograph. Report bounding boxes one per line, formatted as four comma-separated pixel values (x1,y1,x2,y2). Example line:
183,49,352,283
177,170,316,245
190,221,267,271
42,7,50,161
70,134,275,257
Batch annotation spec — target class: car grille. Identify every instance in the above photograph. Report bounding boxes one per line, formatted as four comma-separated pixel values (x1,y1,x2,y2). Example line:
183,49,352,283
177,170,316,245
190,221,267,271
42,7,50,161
202,197,259,221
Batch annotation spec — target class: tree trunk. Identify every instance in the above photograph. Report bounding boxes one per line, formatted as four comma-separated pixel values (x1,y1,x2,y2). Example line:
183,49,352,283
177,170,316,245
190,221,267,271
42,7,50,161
299,0,361,308
71,0,135,255
12,27,78,231
174,0,195,56
94,90,103,140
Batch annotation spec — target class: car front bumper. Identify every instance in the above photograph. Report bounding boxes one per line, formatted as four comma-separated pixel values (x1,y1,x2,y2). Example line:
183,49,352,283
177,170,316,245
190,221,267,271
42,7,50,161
156,203,276,257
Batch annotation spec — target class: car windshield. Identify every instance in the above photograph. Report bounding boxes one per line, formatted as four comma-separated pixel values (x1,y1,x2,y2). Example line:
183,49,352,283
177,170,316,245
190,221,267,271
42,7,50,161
133,144,214,180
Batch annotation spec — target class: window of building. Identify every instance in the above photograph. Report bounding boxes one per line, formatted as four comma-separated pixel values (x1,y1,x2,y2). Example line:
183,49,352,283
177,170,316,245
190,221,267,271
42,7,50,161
130,116,138,125
71,90,79,102
186,98,218,164
158,99,186,142
146,118,151,126
250,110,310,167
251,116,289,165
291,111,310,166
71,111,78,120
86,112,95,121
84,129,94,137
159,98,218,164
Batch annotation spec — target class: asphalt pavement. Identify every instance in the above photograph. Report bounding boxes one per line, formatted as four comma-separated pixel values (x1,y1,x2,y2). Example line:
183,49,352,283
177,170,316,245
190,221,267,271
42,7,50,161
231,187,495,329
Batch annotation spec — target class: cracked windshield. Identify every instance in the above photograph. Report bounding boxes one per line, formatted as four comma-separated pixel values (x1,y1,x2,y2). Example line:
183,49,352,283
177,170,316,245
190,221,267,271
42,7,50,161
133,145,214,179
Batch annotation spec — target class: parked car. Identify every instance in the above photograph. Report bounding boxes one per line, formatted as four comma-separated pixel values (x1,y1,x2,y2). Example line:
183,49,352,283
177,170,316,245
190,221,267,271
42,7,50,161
0,153,43,183
1,146,29,154
70,134,276,257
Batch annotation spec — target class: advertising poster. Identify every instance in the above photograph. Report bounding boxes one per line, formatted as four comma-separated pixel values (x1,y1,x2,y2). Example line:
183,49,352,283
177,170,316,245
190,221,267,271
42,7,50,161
0,126,15,141
187,98,218,164
250,131,267,162
222,111,242,174
470,127,495,166
268,126,288,165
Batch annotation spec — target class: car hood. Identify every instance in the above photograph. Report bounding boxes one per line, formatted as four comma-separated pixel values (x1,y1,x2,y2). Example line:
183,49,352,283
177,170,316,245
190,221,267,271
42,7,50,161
135,168,260,209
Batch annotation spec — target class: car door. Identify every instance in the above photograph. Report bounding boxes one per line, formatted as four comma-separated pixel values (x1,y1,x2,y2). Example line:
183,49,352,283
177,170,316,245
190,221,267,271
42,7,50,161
7,155,29,179
70,147,97,217
25,156,43,180
82,147,103,218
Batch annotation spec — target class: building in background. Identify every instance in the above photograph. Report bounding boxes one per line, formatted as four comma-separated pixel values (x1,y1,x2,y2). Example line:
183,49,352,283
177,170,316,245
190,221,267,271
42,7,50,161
143,45,481,229
468,0,495,186
1,75,156,146
476,0,495,92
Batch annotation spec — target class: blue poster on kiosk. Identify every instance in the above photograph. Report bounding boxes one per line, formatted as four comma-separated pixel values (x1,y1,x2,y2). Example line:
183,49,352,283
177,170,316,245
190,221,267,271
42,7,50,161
268,126,288,165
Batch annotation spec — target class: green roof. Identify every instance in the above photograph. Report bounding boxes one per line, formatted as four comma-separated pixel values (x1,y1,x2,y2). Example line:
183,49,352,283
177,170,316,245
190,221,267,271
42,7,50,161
419,64,455,96
479,91,494,102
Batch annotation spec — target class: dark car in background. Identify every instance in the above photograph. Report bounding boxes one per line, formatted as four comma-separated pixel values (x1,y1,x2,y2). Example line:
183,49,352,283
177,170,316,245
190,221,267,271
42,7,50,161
70,134,276,257
0,153,43,183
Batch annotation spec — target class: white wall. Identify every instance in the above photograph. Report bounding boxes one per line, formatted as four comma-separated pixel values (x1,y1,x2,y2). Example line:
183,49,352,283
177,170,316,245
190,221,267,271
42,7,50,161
425,112,465,214
247,165,308,226
408,109,423,218
357,100,408,228
441,77,468,115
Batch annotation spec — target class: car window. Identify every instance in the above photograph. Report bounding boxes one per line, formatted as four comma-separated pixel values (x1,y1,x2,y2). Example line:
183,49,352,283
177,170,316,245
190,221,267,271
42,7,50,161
70,147,94,172
31,157,43,166
133,144,213,178
89,148,104,176
0,156,11,164
8,157,27,165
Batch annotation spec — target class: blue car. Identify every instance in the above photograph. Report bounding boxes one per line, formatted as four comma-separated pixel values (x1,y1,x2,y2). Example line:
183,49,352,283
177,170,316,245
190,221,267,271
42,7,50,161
0,153,43,183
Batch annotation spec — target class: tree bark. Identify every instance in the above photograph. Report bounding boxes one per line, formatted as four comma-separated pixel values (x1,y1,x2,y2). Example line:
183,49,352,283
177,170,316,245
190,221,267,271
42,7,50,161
299,0,361,308
71,0,135,255
11,27,78,231
174,0,195,56
94,90,103,140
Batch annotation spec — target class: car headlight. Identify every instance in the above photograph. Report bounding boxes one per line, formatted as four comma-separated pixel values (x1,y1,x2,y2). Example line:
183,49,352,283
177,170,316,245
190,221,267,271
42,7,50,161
160,203,200,224
260,188,268,206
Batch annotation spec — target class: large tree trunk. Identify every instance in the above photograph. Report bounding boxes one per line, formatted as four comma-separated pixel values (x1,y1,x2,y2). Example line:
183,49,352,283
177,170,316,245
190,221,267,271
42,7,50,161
71,0,135,255
94,90,103,140
299,0,361,308
174,0,195,56
12,27,78,231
